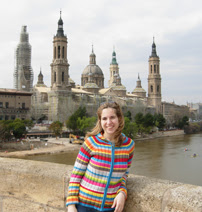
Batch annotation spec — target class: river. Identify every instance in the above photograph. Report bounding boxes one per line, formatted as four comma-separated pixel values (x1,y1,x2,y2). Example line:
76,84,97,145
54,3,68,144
23,133,202,186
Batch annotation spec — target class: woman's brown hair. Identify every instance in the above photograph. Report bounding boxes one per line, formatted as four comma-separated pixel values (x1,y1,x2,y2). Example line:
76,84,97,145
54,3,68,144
85,102,125,146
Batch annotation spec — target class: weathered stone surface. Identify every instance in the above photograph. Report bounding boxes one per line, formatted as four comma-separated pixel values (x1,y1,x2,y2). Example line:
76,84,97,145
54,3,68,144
0,157,201,212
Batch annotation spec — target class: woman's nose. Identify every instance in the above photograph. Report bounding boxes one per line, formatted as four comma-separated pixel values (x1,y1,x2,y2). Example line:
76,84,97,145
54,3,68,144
107,119,112,124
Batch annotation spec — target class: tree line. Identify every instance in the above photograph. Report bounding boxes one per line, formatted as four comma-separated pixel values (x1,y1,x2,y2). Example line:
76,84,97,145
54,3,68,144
50,106,189,140
0,106,190,142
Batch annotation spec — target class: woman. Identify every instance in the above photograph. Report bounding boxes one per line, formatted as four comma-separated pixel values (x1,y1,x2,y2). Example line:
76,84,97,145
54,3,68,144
66,102,135,212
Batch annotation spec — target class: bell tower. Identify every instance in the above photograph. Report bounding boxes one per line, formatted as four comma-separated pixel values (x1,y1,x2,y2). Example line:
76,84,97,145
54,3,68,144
49,12,72,122
50,11,70,91
108,48,119,87
148,38,162,113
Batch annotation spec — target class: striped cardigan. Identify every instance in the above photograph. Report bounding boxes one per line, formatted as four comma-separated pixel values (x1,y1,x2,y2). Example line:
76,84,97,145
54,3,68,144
66,133,135,211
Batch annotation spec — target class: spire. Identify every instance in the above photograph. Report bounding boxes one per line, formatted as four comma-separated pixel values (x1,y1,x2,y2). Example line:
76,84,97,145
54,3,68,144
150,37,158,57
56,10,64,37
37,68,44,85
136,74,142,88
111,47,118,65
92,44,94,54
89,45,96,65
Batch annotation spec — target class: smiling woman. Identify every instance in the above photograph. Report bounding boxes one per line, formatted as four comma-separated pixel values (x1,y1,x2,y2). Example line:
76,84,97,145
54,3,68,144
66,102,135,212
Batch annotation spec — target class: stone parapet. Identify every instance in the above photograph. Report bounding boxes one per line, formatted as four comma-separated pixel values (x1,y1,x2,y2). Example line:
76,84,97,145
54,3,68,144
0,158,201,212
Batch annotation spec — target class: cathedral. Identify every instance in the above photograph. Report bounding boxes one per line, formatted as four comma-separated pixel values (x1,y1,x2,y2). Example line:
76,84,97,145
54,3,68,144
14,13,189,124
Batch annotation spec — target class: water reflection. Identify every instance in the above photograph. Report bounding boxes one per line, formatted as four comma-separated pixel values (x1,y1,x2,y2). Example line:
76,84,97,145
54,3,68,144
23,133,202,186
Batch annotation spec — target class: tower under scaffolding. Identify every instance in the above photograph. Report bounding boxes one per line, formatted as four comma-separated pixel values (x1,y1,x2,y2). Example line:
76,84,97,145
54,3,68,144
13,26,33,91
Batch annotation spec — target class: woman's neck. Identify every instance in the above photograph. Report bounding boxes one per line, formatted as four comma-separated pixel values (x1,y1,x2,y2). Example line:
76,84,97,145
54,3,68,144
103,133,115,142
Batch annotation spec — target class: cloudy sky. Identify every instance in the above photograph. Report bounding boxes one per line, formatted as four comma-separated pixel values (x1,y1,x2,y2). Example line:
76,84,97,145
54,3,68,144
0,0,202,105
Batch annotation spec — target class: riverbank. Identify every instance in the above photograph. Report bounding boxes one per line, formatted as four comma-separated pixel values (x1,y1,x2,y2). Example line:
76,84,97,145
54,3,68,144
0,130,184,158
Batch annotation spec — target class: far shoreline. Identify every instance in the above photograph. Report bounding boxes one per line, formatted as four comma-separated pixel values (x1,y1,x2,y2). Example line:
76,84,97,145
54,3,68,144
0,130,185,158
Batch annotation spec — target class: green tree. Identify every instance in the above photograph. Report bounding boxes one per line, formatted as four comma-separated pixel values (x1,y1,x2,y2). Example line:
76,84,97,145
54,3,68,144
154,113,166,130
143,113,154,128
49,121,63,139
124,111,132,121
11,119,26,139
77,116,97,134
0,120,13,142
177,116,189,129
134,112,144,126
23,119,34,130
123,117,138,139
66,106,87,132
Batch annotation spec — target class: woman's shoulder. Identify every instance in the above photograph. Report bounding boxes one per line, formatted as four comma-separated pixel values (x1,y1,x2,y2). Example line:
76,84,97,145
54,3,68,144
85,133,104,144
122,134,135,146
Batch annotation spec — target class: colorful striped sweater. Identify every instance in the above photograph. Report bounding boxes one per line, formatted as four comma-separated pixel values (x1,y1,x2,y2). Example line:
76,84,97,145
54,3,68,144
66,133,135,211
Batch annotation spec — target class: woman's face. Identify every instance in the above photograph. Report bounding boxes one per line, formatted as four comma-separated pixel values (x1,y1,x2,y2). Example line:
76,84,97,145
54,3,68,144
101,108,119,140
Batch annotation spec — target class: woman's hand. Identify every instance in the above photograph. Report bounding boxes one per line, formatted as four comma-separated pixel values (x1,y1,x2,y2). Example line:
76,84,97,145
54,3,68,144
67,204,77,212
111,192,125,212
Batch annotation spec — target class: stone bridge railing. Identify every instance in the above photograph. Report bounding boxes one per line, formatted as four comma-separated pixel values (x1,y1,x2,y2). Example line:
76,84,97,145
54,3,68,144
0,157,201,212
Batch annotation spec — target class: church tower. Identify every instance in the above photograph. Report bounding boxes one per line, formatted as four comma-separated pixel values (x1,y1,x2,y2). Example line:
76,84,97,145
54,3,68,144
147,38,162,113
50,11,70,91
48,12,72,122
108,48,119,87
14,26,33,91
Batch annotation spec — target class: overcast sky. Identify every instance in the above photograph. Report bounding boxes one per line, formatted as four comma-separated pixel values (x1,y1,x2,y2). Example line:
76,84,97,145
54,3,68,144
0,0,202,105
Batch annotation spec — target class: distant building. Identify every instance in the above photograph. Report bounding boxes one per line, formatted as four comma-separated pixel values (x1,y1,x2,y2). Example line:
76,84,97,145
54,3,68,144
13,26,33,91
0,89,32,120
2,12,189,123
187,102,202,120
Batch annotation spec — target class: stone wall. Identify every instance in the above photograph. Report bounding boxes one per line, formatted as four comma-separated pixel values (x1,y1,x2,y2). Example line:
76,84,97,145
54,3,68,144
0,158,201,212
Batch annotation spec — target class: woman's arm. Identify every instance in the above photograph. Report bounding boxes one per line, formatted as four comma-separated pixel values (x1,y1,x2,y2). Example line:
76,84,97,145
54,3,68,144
116,139,135,198
66,138,94,206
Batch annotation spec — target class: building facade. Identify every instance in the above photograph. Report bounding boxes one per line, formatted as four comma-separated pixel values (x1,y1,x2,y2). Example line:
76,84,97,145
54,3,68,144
0,89,32,120
10,12,190,123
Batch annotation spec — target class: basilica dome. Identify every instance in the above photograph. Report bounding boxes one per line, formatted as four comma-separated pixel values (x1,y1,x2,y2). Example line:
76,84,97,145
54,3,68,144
82,64,103,75
81,47,104,88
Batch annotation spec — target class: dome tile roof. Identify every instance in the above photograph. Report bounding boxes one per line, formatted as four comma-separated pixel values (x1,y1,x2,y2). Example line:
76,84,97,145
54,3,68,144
82,64,103,75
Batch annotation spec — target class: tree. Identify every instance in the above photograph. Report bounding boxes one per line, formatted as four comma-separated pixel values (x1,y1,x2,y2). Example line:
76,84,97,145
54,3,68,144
123,117,138,139
11,119,26,139
0,120,13,142
143,113,154,128
134,112,144,126
66,106,87,132
77,116,97,134
124,111,132,121
154,113,166,130
49,121,63,139
23,119,34,130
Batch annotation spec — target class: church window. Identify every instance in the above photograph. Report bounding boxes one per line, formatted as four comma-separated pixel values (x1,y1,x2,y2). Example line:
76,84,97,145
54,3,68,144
0,102,2,108
151,85,153,92
58,46,60,58
54,47,56,59
151,65,152,73
154,65,156,73
62,72,64,82
62,47,65,58
54,72,56,82
157,65,159,73
5,102,9,108
157,85,160,92
22,103,25,109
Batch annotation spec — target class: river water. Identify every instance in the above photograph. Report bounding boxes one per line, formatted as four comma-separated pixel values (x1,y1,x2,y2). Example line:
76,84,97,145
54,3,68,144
23,133,202,186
